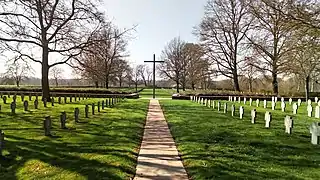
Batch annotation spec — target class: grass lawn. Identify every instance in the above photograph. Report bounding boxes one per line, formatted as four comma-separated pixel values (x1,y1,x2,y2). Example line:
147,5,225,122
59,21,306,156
139,88,176,98
0,96,149,180
160,99,320,180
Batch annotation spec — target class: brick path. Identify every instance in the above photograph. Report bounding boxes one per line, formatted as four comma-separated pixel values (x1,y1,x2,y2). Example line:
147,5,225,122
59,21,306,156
134,99,188,180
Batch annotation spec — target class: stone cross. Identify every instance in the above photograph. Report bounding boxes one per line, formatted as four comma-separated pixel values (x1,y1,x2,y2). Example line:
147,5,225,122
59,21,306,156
212,100,215,109
60,111,67,129
43,116,51,136
307,105,313,117
284,116,293,134
208,100,211,108
224,103,227,113
200,98,203,104
21,94,24,102
281,101,286,112
243,97,246,105
298,99,301,106
97,101,101,112
2,96,7,104
289,98,292,105
43,98,47,107
308,99,312,105
217,101,221,111
309,122,320,145
249,98,252,106
0,130,4,157
51,98,55,106
275,96,278,103
85,105,89,118
23,100,28,111
272,96,274,102
315,106,320,118
74,108,79,123
231,104,235,116
34,99,38,109
233,97,236,102
281,97,284,102
102,100,105,110
29,94,32,101
315,97,318,103
11,102,16,114
265,111,272,128
239,106,244,119
251,109,256,124
58,96,61,104
92,103,95,115
190,96,193,101
318,101,320,107
293,103,298,114
256,99,260,107
238,97,241,103
264,100,267,109
272,101,276,110
204,99,207,106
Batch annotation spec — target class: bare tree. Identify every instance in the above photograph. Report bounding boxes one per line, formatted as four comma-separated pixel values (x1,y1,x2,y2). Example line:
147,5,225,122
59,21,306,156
158,37,186,93
137,64,148,86
2,58,34,87
50,66,63,87
0,0,103,100
246,0,294,95
197,0,252,91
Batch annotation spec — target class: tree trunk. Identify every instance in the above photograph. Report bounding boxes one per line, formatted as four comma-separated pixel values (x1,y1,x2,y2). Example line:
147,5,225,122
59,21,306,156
105,76,109,89
42,46,50,101
272,71,278,95
55,79,58,87
192,83,195,90
233,73,240,91
16,80,20,87
305,75,310,101
176,80,179,93
119,77,122,87
249,78,253,92
95,81,99,88
135,83,138,93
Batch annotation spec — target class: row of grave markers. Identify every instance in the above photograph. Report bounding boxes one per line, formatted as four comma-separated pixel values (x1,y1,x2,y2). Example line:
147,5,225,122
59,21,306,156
190,96,320,145
0,96,124,157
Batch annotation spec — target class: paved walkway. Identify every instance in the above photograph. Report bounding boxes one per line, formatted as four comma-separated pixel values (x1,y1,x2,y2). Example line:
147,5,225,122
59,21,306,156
134,100,188,180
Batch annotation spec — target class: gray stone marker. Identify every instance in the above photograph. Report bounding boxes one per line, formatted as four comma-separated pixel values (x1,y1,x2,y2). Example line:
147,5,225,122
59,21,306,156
97,101,101,112
224,103,227,113
315,106,320,118
43,98,47,107
281,101,286,112
60,111,67,129
43,116,51,136
284,116,293,134
11,102,16,114
34,99,38,109
239,106,244,119
58,96,61,104
249,98,252,106
298,99,301,106
289,98,292,105
307,105,313,117
265,111,272,128
264,100,267,109
309,122,320,145
74,108,79,123
293,103,298,114
51,98,55,106
92,103,95,115
256,99,260,107
85,105,89,118
23,100,28,111
251,109,256,124
231,104,235,116
0,130,4,157
102,100,105,110
2,96,7,104
21,94,24,102
217,102,221,111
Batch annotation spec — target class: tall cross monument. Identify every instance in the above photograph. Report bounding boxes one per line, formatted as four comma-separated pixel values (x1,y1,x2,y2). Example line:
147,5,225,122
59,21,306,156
144,54,164,99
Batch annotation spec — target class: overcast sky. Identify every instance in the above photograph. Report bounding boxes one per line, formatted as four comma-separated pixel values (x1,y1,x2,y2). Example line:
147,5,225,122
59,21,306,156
0,0,207,79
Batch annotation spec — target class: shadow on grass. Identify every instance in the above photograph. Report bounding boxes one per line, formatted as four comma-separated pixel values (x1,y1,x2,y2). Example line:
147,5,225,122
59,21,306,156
160,100,320,180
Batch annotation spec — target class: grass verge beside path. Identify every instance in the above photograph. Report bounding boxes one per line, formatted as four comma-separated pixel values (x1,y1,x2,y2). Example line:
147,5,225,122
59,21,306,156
139,88,176,98
160,100,320,180
0,97,149,180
